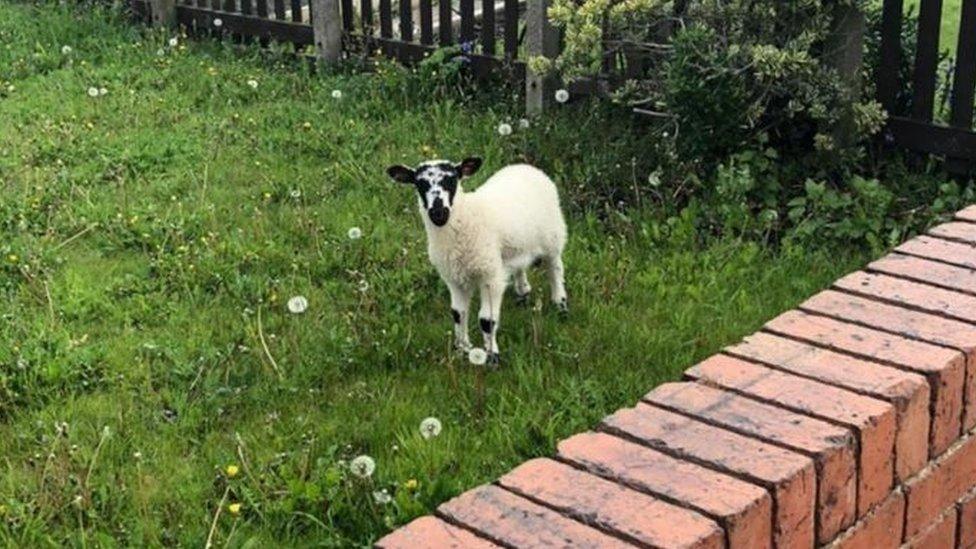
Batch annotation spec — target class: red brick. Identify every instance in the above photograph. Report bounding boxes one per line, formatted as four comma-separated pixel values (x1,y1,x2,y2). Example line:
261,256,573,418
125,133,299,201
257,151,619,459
904,432,976,537
602,404,815,548
436,485,631,548
897,235,976,270
835,270,976,324
686,355,896,517
930,221,976,244
869,253,976,295
498,458,725,549
830,490,905,549
905,509,957,549
727,332,930,481
801,290,976,432
644,382,857,543
557,432,773,549
764,310,966,457
375,516,498,549
959,488,976,548
957,205,976,222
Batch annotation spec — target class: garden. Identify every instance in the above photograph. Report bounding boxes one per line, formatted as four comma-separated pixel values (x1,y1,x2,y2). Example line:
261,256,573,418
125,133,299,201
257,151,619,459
0,0,972,546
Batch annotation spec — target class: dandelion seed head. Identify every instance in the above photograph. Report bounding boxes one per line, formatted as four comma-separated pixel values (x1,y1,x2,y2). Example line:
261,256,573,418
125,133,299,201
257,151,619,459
247,79,258,89
287,295,308,314
497,123,513,136
87,87,99,97
331,89,342,99
350,455,375,478
98,87,108,96
213,18,223,27
372,489,391,504
467,347,488,366
61,45,72,55
168,37,178,47
419,417,442,439
554,89,570,103
347,227,362,240
518,118,530,129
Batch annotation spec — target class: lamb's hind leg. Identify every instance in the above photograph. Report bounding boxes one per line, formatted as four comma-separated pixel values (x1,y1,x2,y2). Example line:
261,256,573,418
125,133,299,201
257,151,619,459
448,283,472,353
548,253,568,313
478,276,505,365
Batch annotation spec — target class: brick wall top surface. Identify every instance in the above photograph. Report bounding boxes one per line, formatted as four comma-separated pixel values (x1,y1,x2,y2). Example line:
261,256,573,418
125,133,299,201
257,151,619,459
376,206,976,549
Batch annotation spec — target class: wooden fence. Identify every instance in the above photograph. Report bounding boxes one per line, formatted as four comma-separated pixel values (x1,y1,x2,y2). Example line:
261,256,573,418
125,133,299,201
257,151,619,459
877,0,976,172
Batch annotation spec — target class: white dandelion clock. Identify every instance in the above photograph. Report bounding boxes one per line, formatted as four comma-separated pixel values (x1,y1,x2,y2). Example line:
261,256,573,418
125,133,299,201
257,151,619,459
331,89,342,99
87,87,99,98
518,118,530,129
357,279,370,293
497,123,513,136
156,48,165,56
347,226,362,240
372,489,392,504
168,37,179,47
213,17,223,27
420,417,442,439
554,89,570,103
247,79,259,89
61,45,72,55
98,87,108,96
286,295,308,314
349,455,375,478
467,347,488,366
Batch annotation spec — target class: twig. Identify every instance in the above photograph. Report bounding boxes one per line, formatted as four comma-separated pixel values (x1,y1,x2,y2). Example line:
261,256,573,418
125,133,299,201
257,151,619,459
54,223,97,251
256,306,283,380
205,486,230,549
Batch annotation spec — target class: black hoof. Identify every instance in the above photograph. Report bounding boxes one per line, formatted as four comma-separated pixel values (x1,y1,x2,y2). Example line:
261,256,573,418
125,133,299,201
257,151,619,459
515,292,531,306
487,352,501,367
557,298,569,315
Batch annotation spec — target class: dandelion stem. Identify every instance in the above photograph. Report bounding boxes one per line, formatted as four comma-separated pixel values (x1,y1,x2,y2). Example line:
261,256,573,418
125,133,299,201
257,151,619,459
256,305,283,380
205,486,230,549
83,427,110,489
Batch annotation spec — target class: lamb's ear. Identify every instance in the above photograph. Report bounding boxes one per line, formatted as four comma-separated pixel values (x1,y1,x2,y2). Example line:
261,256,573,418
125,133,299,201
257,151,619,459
387,165,415,184
457,157,483,178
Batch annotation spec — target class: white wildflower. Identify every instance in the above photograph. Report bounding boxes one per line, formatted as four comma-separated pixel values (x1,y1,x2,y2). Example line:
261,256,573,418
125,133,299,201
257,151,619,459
61,45,72,55
331,89,342,99
247,79,259,89
347,226,362,240
518,118,530,129
554,89,570,103
349,455,375,478
467,347,487,366
372,489,392,504
497,123,513,136
287,295,308,314
419,417,442,439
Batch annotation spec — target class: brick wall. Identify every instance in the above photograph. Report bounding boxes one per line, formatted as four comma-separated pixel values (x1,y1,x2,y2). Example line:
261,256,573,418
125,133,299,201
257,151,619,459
376,205,976,549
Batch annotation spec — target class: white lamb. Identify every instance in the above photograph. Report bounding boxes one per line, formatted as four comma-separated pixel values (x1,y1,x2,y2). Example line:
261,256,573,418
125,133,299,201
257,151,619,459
387,157,568,365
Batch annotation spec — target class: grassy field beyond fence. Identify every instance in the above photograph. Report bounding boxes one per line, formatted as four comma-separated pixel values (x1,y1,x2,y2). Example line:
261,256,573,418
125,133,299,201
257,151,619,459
0,3,873,546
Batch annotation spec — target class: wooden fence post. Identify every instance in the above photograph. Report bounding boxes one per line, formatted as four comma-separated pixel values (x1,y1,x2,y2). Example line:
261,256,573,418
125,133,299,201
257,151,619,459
312,0,343,63
150,0,177,28
525,0,559,115
825,2,866,147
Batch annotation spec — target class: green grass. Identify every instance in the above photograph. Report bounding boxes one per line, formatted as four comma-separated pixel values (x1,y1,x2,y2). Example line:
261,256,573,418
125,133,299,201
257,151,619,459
905,0,963,53
0,3,871,546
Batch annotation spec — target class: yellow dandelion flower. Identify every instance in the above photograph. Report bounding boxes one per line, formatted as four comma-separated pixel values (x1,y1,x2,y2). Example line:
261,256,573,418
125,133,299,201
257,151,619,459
225,464,240,478
7,254,18,264
404,478,419,490
227,502,242,515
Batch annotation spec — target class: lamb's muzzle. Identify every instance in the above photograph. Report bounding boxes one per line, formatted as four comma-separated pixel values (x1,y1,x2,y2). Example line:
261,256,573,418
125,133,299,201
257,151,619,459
387,157,569,365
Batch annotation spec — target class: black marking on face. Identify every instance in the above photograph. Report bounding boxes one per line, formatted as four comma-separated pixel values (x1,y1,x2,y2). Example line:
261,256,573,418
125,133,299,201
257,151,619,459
480,317,495,334
452,309,461,324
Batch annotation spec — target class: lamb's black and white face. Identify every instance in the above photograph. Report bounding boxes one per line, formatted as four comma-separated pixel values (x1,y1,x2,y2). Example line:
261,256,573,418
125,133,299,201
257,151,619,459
387,157,482,227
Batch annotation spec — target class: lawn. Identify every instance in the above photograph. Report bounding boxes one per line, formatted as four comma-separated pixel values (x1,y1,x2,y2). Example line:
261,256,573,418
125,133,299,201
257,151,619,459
0,3,871,546
904,0,963,53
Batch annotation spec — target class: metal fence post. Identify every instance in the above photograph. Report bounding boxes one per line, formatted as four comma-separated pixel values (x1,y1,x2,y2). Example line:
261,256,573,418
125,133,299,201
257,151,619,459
150,0,177,27
825,3,866,147
525,0,559,115
312,0,343,63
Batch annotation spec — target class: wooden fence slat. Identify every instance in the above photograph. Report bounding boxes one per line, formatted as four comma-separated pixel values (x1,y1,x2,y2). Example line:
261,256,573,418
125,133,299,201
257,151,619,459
910,0,944,121
439,0,452,45
877,0,904,113
256,0,268,17
361,0,373,35
420,0,433,44
481,0,494,55
399,0,413,41
379,0,392,37
274,0,285,19
888,115,976,159
291,0,302,22
341,0,353,30
223,0,235,13
503,0,517,57
241,0,252,16
460,0,474,43
177,5,314,43
950,0,976,129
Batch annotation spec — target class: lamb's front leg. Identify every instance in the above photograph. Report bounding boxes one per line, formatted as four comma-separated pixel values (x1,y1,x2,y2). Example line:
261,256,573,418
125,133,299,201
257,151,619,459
448,283,472,353
478,276,505,365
